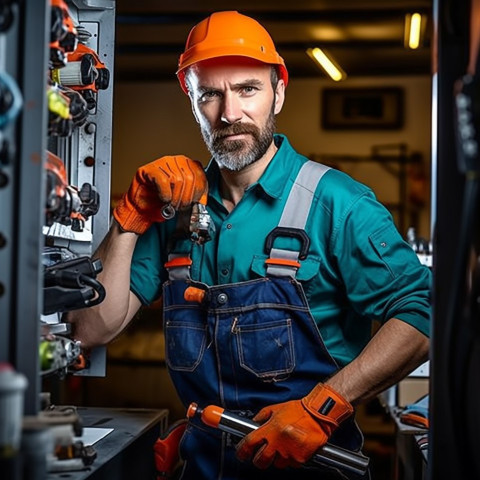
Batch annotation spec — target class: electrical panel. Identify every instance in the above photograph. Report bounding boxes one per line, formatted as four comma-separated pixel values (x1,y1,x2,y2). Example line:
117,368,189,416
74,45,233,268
0,0,115,417
43,0,115,380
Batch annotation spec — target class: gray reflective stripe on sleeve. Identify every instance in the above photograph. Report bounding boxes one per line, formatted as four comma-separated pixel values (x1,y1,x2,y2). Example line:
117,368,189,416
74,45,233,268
267,161,330,278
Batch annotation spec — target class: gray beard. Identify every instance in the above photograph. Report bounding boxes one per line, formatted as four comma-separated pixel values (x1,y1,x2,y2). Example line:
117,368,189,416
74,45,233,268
201,112,276,172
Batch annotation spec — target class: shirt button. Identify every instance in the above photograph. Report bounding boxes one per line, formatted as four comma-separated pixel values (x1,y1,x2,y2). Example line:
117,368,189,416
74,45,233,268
221,269,229,276
217,293,228,304
380,242,387,247
226,224,232,229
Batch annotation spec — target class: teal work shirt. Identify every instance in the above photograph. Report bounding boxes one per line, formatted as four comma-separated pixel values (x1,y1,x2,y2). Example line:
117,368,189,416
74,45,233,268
130,134,431,366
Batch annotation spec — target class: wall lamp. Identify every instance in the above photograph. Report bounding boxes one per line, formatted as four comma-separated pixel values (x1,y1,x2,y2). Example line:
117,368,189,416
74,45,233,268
306,47,346,81
405,12,423,49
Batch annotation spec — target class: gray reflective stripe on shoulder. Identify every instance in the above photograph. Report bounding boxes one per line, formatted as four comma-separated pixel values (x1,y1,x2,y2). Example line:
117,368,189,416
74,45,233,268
267,161,330,277
278,161,330,229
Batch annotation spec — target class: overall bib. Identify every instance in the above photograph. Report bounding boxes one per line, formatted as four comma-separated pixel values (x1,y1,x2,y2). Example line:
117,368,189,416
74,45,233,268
162,162,366,480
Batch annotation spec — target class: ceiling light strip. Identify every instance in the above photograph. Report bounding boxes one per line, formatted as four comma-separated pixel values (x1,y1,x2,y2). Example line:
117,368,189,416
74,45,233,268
306,48,346,81
406,12,423,49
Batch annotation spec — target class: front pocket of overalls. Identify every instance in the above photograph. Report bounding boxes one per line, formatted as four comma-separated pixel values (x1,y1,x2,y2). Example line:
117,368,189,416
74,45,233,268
165,320,207,371
235,319,295,378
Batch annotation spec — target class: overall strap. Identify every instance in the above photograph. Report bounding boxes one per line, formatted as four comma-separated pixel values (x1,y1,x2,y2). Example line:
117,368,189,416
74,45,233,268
266,161,330,278
165,211,198,282
165,253,192,281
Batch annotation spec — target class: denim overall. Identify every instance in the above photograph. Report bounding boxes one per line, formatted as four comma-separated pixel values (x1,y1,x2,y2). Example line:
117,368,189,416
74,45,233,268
162,162,365,480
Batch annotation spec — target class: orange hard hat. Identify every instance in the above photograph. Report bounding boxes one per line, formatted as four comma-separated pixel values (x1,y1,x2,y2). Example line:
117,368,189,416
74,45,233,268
177,11,288,94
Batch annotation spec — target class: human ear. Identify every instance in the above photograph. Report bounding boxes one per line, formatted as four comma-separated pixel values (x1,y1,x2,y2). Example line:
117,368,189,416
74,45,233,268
274,79,286,115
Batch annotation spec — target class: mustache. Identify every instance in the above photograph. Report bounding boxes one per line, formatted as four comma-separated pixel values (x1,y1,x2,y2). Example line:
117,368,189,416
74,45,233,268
210,123,259,142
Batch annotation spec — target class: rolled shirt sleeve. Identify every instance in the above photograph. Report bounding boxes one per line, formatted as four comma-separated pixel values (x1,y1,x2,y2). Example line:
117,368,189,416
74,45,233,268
330,186,431,337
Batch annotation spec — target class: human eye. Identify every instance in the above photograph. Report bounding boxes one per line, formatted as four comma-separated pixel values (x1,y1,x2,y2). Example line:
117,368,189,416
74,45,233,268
199,90,220,102
241,85,258,96
236,79,263,96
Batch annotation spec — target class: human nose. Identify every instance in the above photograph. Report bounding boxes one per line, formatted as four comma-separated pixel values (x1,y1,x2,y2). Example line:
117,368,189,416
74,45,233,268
220,92,242,124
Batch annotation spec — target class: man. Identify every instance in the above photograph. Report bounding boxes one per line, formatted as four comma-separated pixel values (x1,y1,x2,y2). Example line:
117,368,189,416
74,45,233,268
68,11,431,480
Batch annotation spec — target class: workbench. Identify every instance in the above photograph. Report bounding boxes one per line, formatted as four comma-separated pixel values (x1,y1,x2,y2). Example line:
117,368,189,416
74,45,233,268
47,407,169,480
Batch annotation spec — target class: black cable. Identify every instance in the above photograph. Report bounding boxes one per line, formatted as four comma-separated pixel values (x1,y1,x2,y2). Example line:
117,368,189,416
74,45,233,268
78,273,106,307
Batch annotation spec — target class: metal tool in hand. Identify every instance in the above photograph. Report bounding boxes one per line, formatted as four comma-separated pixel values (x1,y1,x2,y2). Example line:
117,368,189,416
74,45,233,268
187,402,370,477
161,202,215,245
189,203,215,245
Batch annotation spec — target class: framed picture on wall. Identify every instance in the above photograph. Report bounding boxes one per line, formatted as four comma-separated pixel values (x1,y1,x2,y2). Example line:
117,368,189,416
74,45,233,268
322,87,404,130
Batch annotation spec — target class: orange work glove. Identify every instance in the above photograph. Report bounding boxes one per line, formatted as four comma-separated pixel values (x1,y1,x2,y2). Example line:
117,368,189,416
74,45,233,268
154,419,187,479
236,383,353,470
113,155,208,234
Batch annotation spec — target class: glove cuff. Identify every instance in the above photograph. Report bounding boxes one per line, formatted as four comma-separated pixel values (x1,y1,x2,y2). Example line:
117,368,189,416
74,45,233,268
113,193,155,235
301,383,353,429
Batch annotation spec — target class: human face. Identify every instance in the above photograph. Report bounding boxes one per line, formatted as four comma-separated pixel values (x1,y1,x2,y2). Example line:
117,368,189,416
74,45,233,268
187,58,285,171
